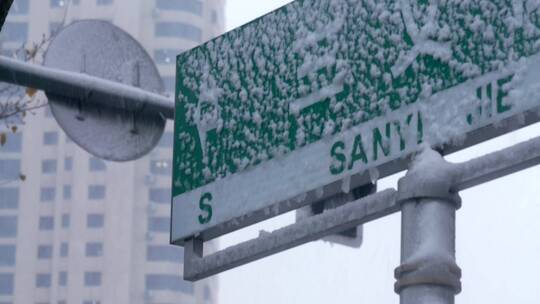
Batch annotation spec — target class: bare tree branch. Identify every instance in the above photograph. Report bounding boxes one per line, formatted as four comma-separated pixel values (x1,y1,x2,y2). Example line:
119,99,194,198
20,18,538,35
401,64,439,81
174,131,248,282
0,26,63,131
0,102,48,121
0,0,73,132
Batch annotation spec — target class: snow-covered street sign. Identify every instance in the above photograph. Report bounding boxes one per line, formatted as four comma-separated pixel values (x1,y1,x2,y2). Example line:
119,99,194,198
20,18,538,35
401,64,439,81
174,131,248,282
172,0,540,244
0,0,13,32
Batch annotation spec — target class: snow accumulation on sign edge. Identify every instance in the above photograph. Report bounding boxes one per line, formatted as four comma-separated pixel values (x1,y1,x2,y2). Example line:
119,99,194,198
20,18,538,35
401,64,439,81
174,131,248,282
172,0,540,243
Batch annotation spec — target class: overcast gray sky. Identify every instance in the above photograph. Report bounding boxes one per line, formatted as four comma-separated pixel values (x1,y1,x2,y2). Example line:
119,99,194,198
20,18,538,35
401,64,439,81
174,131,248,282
219,2,540,303
225,0,293,30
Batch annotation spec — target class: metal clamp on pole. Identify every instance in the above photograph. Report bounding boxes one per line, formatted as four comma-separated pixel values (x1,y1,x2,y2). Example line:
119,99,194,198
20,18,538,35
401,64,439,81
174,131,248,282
395,148,462,304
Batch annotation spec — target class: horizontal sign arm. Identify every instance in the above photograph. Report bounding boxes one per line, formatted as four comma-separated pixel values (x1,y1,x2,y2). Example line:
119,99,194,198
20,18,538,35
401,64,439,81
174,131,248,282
453,134,540,191
184,189,399,281
0,56,174,119
184,133,540,281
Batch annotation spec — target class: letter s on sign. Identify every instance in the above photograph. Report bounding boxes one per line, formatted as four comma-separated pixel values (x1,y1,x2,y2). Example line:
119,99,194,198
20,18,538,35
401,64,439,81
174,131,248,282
198,192,213,225
330,141,346,175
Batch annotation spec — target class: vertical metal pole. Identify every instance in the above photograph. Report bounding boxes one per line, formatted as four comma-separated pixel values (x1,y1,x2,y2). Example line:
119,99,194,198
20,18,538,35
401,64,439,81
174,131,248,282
184,237,204,279
395,150,462,304
397,198,460,304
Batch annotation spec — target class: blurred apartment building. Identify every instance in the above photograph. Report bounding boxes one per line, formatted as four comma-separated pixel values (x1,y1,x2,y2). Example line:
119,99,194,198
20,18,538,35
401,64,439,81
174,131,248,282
0,0,225,303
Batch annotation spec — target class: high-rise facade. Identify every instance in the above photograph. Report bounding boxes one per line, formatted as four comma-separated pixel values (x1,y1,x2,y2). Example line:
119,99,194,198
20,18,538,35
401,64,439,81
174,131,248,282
0,0,225,303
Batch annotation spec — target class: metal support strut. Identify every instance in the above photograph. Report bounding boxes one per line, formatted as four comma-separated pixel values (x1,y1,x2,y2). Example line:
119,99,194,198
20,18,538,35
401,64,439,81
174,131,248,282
395,149,462,304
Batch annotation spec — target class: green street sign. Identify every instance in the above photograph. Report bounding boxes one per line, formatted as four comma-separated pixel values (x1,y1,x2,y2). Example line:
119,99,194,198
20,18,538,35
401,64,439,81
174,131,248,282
0,0,13,32
172,0,540,243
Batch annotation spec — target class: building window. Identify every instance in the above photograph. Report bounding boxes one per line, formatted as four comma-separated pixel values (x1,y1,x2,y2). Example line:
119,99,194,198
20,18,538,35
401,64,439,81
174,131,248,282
40,187,56,202
39,216,54,230
204,284,212,300
10,0,29,14
155,22,202,42
43,131,58,145
60,242,68,257
154,49,182,65
158,131,173,147
88,185,105,200
148,217,169,233
89,158,106,171
61,214,70,228
50,22,62,35
0,273,14,295
64,157,72,171
37,245,53,259
36,273,52,288
50,0,66,8
0,160,20,180
63,185,72,200
1,48,25,60
96,0,112,5
85,243,103,257
58,271,67,286
1,22,28,43
0,245,16,266
0,216,17,237
0,188,19,209
149,188,170,204
0,133,22,152
87,214,104,228
156,0,202,15
146,245,183,263
162,76,175,93
150,159,172,175
145,274,193,293
42,159,57,174
44,106,53,118
84,272,101,286
211,9,218,24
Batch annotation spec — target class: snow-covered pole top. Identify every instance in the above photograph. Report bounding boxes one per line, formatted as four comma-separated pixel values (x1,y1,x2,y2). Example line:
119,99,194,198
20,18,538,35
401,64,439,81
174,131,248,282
0,55,174,119
397,145,461,208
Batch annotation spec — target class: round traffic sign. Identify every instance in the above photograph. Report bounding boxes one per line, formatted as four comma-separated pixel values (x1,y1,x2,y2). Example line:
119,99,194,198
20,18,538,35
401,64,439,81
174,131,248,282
43,20,166,161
